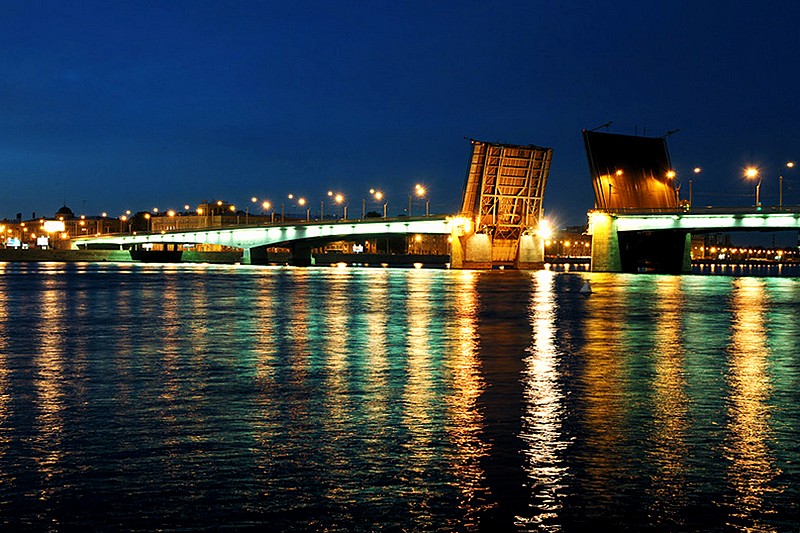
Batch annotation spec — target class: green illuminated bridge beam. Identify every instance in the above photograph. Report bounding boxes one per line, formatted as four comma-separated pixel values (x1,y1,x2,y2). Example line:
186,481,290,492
588,207,800,273
72,215,459,265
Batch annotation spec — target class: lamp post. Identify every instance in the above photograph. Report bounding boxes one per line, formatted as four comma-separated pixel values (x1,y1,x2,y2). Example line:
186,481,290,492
409,183,426,217
666,169,677,204
370,189,386,218
690,167,701,209
297,197,309,221
328,192,345,220
364,188,386,218
745,167,760,208
260,201,273,223
781,161,795,208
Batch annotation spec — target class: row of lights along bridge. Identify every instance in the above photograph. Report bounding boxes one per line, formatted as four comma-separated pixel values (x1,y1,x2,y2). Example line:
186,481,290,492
114,184,430,233
743,162,795,209
676,161,796,208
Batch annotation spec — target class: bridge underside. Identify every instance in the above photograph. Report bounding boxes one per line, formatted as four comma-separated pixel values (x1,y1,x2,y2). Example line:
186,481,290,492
588,209,800,273
73,218,455,267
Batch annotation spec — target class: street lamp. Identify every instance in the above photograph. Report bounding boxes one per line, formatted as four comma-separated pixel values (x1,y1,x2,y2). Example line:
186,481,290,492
296,197,310,221
247,196,259,224
370,189,387,218
689,167,701,208
666,170,678,204
409,184,428,217
363,188,386,218
745,167,760,208
333,193,346,219
259,200,274,223
144,212,151,232
781,161,795,208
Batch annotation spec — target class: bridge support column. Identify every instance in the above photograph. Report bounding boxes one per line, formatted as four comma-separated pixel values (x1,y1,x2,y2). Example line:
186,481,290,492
588,212,622,272
290,244,315,267
681,232,692,273
241,248,251,265
451,233,492,269
516,233,544,269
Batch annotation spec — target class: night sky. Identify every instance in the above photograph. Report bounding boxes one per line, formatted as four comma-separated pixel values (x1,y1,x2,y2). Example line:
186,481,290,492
2,1,799,227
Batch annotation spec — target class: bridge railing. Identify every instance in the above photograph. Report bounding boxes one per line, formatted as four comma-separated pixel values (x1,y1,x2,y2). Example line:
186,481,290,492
113,214,448,236
594,205,800,216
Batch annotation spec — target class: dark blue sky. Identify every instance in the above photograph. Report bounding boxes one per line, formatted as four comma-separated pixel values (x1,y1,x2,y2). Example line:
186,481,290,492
2,1,799,226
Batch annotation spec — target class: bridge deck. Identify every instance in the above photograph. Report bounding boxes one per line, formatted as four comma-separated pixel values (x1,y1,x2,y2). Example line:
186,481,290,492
72,215,456,251
593,207,800,232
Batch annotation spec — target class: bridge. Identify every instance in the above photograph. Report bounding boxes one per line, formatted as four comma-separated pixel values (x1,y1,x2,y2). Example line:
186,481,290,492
72,215,462,266
580,129,800,274
588,207,800,273
72,139,553,269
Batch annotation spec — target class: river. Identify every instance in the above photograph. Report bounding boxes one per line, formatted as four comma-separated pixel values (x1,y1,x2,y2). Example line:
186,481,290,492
0,263,797,531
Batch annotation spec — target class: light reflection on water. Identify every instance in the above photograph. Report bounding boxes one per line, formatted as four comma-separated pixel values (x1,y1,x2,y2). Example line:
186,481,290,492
0,263,797,531
518,270,569,532
724,278,780,532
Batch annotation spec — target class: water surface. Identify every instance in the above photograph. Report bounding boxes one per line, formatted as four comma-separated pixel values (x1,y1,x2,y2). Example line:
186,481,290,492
0,263,797,531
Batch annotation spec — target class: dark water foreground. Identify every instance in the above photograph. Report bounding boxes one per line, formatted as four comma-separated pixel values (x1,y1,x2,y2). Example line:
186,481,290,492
0,263,797,531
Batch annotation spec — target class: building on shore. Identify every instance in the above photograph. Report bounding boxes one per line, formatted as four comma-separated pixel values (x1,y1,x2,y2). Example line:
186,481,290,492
1,205,120,250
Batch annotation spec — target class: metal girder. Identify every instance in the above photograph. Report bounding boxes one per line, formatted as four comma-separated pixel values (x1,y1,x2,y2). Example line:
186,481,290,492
461,140,552,260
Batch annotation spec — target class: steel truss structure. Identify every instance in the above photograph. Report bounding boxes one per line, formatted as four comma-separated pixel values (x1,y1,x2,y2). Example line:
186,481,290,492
461,139,552,262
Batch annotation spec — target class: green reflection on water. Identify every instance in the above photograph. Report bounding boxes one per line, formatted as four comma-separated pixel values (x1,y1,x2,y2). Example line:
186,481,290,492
0,265,796,531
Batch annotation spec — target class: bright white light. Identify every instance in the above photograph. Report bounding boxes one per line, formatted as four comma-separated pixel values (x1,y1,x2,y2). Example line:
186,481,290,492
537,219,553,240
43,220,66,233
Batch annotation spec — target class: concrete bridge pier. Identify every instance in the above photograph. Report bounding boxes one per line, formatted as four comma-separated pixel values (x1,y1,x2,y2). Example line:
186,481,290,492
450,232,492,269
588,213,622,272
450,228,544,270
516,233,545,270
588,212,692,273
290,243,315,267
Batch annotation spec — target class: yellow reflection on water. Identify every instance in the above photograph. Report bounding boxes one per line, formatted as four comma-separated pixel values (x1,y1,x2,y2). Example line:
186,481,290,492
647,277,689,522
581,273,628,497
33,276,66,490
443,270,489,522
287,269,311,410
725,278,780,530
0,276,9,459
404,271,436,448
363,271,390,431
519,269,568,529
253,274,279,385
323,270,350,398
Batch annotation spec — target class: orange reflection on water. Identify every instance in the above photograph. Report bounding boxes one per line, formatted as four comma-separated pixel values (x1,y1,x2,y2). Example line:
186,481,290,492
725,278,780,530
362,271,390,430
33,275,66,490
580,273,628,498
519,269,568,528
0,269,9,456
647,277,689,522
322,270,350,399
403,271,436,449
442,271,489,523
287,269,311,417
